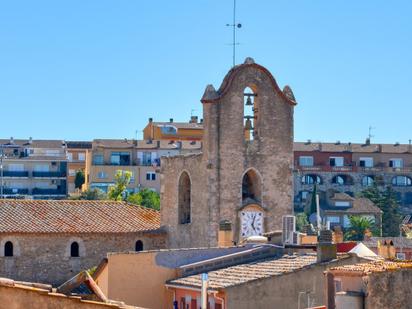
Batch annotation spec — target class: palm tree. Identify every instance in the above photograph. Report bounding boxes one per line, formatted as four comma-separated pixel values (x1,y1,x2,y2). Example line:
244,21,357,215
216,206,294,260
344,216,375,241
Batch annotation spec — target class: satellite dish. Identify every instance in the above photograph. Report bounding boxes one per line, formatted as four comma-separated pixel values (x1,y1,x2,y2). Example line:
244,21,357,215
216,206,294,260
309,213,318,225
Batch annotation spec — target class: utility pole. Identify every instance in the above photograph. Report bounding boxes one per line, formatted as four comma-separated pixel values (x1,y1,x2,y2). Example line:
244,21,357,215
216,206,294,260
226,0,242,67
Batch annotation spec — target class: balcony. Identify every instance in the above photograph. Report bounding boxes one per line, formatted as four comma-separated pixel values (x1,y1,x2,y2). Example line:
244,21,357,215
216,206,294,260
32,171,66,178
32,188,66,195
2,171,29,177
3,188,29,195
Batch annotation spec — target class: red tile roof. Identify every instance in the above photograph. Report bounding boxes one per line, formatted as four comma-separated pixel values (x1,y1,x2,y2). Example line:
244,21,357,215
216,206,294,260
0,200,160,234
330,260,412,276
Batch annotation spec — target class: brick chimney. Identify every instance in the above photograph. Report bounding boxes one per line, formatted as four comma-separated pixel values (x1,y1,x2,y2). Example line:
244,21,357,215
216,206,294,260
317,230,337,263
377,240,396,259
189,116,198,124
218,220,233,247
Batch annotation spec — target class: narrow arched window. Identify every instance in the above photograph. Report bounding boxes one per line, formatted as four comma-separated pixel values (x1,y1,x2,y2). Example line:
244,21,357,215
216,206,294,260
4,241,13,257
178,172,191,224
242,169,262,202
70,242,79,257
243,87,258,141
135,240,143,252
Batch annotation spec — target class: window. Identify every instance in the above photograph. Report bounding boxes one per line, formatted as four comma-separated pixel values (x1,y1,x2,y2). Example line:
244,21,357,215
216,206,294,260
78,152,86,161
299,156,314,167
178,172,191,224
301,191,309,202
160,125,177,135
335,201,350,207
242,169,262,201
326,216,340,224
359,157,374,168
146,172,156,181
70,242,79,257
137,151,158,166
243,86,258,141
97,171,107,179
389,159,403,168
68,169,76,177
392,176,412,187
396,252,406,260
135,240,143,252
362,176,374,187
111,152,130,165
34,164,49,172
4,241,13,257
334,279,342,292
93,154,104,165
301,174,321,185
8,164,24,172
67,152,73,162
332,175,353,185
330,157,344,167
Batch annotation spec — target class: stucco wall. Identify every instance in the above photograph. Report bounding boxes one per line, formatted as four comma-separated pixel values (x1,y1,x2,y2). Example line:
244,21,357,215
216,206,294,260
0,233,165,286
225,256,361,309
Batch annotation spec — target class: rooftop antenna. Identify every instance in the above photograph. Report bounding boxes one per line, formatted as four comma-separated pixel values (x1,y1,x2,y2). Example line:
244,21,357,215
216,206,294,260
368,126,375,141
226,0,242,67
191,109,197,116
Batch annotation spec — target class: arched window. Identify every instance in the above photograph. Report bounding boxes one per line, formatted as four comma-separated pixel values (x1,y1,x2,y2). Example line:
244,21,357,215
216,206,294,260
242,169,262,201
362,176,374,187
4,241,13,257
70,242,79,257
392,176,412,187
332,175,353,186
243,87,258,141
301,174,322,185
178,172,191,224
135,240,143,252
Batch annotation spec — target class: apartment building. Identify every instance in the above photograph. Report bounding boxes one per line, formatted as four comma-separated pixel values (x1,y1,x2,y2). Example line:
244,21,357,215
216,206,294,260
66,141,92,194
143,117,203,141
0,138,68,199
85,139,201,193
294,140,412,213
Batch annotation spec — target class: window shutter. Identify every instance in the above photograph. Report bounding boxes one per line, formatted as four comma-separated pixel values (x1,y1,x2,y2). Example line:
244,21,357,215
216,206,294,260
389,160,393,167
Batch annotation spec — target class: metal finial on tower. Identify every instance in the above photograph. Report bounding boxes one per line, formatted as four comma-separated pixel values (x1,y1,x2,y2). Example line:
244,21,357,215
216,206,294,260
226,0,242,67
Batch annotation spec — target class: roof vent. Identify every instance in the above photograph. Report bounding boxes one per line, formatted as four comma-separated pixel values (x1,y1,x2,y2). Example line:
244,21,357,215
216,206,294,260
148,117,153,123
306,139,311,145
169,118,173,123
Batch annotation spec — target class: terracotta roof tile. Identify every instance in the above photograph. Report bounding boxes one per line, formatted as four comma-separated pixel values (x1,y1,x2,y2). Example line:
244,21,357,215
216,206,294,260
330,260,412,275
168,254,319,290
0,200,160,234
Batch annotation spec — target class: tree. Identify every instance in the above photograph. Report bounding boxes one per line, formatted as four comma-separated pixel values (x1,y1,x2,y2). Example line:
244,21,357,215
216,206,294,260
107,170,132,201
344,216,375,241
74,169,85,190
358,184,401,237
127,188,160,210
76,188,107,200
295,212,309,232
305,183,317,217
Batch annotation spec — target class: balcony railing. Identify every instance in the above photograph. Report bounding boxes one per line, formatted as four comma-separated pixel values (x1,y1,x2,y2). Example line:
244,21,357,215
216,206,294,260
3,188,29,195
32,188,66,195
32,171,66,178
2,171,29,177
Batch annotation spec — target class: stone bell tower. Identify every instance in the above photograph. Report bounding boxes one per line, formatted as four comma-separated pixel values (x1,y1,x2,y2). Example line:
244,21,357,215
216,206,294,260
160,57,297,248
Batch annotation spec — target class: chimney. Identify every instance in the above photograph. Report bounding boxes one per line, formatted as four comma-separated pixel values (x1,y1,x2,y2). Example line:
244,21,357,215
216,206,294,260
10,137,14,144
317,230,337,263
200,118,204,124
365,137,371,145
409,140,412,153
148,117,153,123
28,137,33,144
169,118,173,123
218,220,233,247
377,240,396,259
190,116,198,124
332,226,343,244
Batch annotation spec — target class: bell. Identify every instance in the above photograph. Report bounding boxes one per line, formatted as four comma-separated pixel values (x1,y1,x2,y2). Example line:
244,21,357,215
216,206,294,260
244,118,253,130
245,95,253,106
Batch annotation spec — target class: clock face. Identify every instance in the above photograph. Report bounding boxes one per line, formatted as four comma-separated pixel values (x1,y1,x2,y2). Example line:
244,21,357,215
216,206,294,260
241,211,263,238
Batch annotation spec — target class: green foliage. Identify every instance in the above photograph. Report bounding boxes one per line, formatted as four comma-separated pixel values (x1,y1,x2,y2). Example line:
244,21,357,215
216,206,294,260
358,183,401,236
74,188,107,200
107,170,132,201
127,188,160,210
295,212,309,232
87,266,97,276
74,169,85,190
344,216,375,241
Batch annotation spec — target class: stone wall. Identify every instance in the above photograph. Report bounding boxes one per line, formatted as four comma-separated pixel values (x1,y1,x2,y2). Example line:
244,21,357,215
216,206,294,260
0,232,165,286
160,60,295,248
365,269,412,309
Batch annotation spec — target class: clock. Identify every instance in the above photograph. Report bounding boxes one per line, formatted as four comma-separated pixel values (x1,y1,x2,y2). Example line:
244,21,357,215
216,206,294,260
241,211,263,238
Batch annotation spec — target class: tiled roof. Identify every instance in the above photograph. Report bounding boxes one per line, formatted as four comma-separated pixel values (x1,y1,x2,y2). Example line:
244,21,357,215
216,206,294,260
66,141,92,149
93,139,136,149
330,192,355,201
330,260,412,276
294,142,412,154
324,197,382,214
167,254,322,290
0,200,160,234
363,237,412,249
0,139,65,148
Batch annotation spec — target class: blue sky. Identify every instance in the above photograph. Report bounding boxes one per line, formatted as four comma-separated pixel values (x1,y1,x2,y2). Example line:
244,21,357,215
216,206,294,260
0,1,411,143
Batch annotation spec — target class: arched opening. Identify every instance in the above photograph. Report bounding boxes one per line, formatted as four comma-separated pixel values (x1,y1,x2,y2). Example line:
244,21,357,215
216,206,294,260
4,241,13,257
392,176,412,187
301,174,322,185
332,175,353,186
242,169,262,202
362,175,374,187
178,171,191,224
70,242,80,257
135,240,144,252
243,86,258,141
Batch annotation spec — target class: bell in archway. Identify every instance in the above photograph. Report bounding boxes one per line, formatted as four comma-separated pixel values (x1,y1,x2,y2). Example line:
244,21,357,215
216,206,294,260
245,95,253,106
244,118,253,131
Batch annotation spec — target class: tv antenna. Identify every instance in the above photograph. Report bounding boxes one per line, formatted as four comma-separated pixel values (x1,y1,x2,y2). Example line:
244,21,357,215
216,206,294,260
226,0,242,67
368,126,375,141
